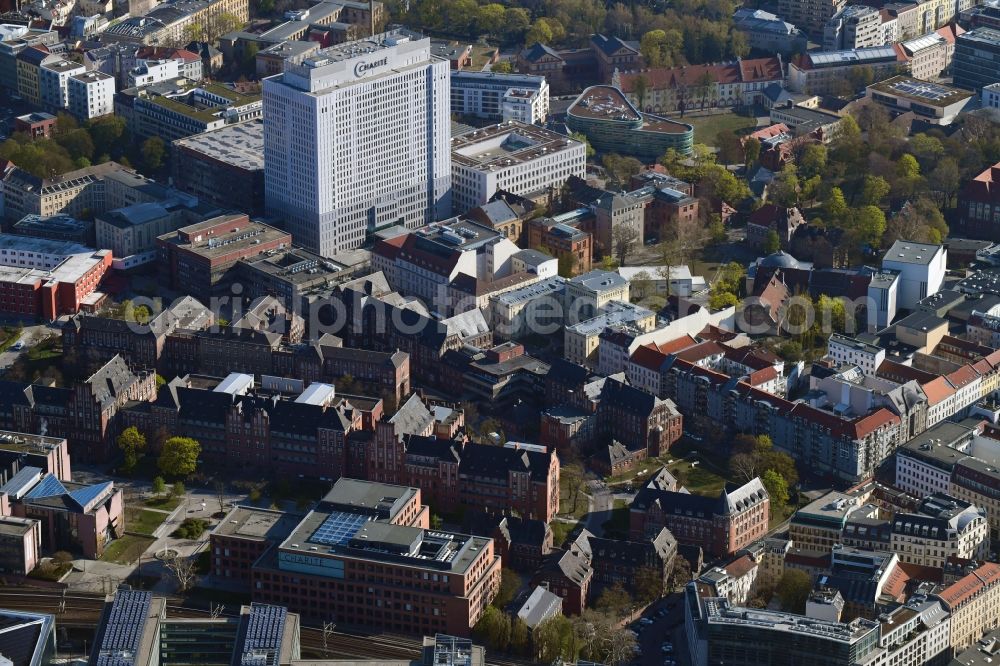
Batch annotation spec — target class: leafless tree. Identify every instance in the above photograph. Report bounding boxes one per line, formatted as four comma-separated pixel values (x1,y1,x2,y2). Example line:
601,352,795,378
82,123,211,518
214,481,226,515
730,453,758,482
164,554,198,593
612,225,639,267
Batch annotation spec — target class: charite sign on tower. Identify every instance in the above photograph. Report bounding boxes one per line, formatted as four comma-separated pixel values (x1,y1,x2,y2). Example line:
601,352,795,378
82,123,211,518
354,58,388,77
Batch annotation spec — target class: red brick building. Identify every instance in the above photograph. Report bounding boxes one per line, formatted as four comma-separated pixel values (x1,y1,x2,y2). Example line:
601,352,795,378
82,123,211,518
629,476,770,558
212,479,499,636
156,214,291,300
0,235,112,320
959,161,1000,241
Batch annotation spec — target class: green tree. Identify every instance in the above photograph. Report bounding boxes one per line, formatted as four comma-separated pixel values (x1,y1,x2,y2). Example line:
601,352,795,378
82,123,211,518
493,568,521,608
776,569,812,613
171,481,186,498
761,469,789,508
768,168,800,207
896,153,920,180
56,129,95,161
510,617,530,656
152,476,166,495
744,136,761,169
490,61,513,73
612,224,638,266
701,164,750,204
570,131,595,158
860,175,891,206
473,606,511,652
763,229,781,254
908,133,944,167
640,29,683,67
816,293,846,333
116,426,147,472
798,144,828,179
824,187,848,223
158,437,201,477
595,582,632,618
141,137,165,172
715,130,744,165
850,205,887,248
502,7,531,43
477,3,506,37
633,73,649,110
634,565,664,605
709,289,739,310
534,614,575,663
557,251,578,278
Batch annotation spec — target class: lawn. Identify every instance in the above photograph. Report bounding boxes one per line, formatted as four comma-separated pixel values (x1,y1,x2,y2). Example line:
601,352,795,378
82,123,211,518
0,326,21,353
680,112,758,145
559,474,589,520
127,509,167,536
101,535,155,565
551,520,578,548
143,496,182,511
665,458,729,498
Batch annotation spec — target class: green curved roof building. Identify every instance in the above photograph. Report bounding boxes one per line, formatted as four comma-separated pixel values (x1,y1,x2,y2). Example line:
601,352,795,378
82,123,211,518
566,85,694,159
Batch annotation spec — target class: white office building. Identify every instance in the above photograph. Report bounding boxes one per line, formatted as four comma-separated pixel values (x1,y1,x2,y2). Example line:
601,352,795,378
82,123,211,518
451,122,586,214
826,333,886,375
263,30,452,257
881,240,946,310
68,71,115,120
450,71,550,124
824,5,885,50
126,59,181,88
39,59,86,111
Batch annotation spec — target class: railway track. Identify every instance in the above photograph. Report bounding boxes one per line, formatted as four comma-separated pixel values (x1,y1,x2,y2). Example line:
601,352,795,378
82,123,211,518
0,588,529,665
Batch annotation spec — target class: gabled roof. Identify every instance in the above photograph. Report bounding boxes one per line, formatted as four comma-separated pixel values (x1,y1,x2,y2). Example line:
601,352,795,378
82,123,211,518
521,42,563,64
921,376,956,406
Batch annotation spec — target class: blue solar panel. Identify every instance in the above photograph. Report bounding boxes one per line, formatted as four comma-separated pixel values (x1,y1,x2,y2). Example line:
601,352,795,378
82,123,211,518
25,474,67,499
97,590,152,666
239,604,288,666
308,511,370,546
69,481,113,511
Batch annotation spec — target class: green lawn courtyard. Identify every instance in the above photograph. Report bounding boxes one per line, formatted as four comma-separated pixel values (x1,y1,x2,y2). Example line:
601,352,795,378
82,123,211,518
679,112,759,145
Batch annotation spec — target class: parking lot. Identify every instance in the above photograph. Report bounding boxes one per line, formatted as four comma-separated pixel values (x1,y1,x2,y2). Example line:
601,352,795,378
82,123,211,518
630,593,689,666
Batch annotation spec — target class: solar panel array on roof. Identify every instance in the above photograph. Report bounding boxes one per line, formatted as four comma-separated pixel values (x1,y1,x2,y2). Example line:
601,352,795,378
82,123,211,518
24,474,67,499
237,604,287,666
0,466,43,499
308,511,371,546
96,590,152,666
68,481,113,511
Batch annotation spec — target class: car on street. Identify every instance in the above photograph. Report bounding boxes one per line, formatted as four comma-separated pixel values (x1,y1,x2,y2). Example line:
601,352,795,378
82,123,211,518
11,341,23,351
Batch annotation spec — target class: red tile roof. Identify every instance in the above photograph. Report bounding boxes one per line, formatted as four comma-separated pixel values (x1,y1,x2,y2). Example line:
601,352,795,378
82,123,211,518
747,123,789,142
674,340,727,363
962,162,1000,206
748,366,779,385
654,335,698,354
631,344,668,371
946,365,980,389
617,57,781,93
922,376,956,406
724,554,757,578
936,563,1000,610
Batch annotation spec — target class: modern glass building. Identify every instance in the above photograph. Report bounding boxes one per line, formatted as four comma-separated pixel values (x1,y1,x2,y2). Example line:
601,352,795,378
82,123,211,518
953,27,1000,91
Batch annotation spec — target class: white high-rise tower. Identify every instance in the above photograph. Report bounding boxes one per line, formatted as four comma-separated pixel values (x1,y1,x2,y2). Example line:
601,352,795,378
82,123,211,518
263,30,452,257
